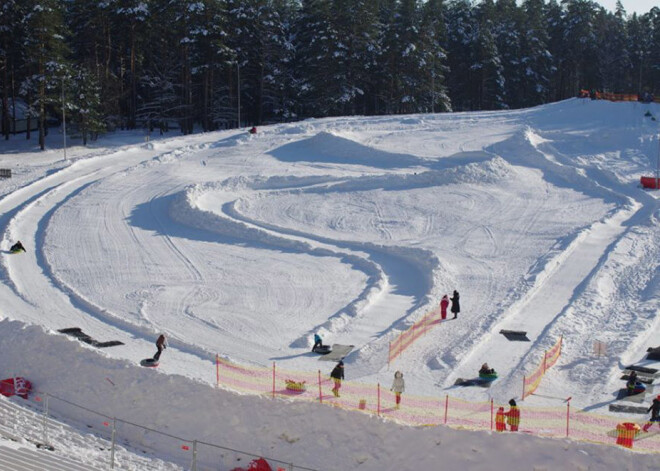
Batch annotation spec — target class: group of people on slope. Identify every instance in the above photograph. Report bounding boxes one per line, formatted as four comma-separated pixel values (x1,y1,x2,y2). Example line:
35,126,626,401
440,290,460,320
496,399,520,432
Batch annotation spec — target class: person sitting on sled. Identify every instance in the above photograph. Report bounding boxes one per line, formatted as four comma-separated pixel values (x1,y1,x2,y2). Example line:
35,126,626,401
10,241,26,253
479,363,495,375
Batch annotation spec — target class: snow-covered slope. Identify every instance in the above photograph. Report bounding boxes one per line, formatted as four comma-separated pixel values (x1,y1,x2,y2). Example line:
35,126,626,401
0,99,658,469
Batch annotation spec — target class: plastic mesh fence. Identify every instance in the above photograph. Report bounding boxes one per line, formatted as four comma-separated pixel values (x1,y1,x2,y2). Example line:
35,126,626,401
217,356,660,453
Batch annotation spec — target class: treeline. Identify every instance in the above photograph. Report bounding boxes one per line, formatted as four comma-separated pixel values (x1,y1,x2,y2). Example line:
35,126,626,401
1,0,659,148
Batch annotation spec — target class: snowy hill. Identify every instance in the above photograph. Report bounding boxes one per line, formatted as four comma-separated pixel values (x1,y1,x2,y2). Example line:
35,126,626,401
0,99,659,469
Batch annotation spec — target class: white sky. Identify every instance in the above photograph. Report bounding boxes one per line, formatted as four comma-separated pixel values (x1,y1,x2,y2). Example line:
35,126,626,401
596,0,657,14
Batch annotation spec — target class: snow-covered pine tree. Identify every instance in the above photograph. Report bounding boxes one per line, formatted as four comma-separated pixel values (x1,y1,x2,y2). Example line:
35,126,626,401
594,2,632,93
293,0,339,117
23,0,70,150
474,0,506,110
111,0,150,129
518,0,553,106
558,0,599,97
626,12,653,94
418,0,451,113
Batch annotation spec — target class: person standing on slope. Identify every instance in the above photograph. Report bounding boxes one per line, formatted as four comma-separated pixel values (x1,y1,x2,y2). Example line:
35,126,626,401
505,399,520,432
450,290,460,319
440,294,449,320
312,333,323,352
330,361,344,397
154,334,168,361
643,395,660,432
390,371,405,409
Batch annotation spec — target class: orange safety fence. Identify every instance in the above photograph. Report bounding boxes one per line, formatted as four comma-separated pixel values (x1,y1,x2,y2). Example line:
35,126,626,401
522,336,562,399
216,355,659,453
579,91,659,103
388,305,443,364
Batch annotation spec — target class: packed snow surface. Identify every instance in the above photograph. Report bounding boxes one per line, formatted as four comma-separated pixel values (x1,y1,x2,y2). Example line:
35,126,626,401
0,99,659,470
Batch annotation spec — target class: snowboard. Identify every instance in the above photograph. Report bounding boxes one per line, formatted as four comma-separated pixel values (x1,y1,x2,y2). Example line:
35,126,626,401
140,358,159,368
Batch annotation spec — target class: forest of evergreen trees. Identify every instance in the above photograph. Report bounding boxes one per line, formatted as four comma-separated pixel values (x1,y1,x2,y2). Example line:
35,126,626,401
1,0,659,148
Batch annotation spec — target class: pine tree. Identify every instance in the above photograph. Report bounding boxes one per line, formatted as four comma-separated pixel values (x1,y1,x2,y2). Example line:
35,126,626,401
594,3,631,93
519,0,553,106
0,0,28,139
626,12,653,94
293,0,339,117
419,0,451,112
474,0,506,109
23,0,70,149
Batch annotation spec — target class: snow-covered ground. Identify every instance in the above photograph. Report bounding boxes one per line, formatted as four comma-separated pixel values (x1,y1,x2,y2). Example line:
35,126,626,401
0,99,659,469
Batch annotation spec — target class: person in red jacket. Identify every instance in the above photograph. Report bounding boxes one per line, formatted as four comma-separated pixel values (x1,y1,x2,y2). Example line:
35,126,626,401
440,295,449,320
505,399,520,431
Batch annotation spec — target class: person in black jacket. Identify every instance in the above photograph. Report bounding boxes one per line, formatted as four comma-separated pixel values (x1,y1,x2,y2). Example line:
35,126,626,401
643,395,660,432
450,290,460,319
330,361,344,397
10,241,26,253
153,334,168,361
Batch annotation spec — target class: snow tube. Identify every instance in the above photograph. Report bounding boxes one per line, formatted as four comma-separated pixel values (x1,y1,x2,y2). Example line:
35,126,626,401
478,371,498,381
312,345,331,354
628,382,646,395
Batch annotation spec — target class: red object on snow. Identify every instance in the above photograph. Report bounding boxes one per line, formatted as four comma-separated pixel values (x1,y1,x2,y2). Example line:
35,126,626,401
231,458,273,471
640,176,659,189
247,458,272,471
0,377,32,399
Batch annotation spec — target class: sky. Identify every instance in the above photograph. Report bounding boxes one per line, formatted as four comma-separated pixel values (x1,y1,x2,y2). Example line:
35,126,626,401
596,0,657,14
0,98,658,469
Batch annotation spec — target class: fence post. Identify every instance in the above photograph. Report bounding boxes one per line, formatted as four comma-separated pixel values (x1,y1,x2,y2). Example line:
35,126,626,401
191,440,198,471
110,418,116,469
490,399,494,431
522,375,526,401
543,351,548,373
216,354,219,387
388,342,391,369
566,397,571,437
377,383,381,417
272,362,276,399
318,370,322,404
42,393,49,445
444,395,449,424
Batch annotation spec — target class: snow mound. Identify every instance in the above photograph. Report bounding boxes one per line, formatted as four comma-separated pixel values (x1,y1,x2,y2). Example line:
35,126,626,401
268,131,425,168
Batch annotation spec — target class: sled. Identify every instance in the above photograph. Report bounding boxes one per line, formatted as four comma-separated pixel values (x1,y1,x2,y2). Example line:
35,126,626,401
312,345,332,354
478,371,498,381
140,358,159,368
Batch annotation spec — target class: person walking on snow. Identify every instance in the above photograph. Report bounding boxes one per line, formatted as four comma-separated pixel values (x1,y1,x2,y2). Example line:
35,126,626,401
505,399,520,432
154,333,168,361
312,333,323,352
643,395,660,432
450,290,460,319
440,295,449,320
390,371,405,409
330,361,344,397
